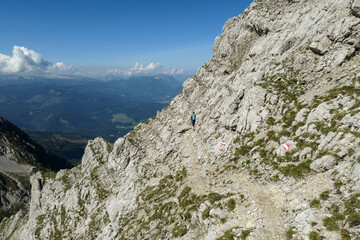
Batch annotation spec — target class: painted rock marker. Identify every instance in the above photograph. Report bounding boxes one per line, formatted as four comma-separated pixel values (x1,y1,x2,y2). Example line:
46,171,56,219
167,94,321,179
282,142,290,150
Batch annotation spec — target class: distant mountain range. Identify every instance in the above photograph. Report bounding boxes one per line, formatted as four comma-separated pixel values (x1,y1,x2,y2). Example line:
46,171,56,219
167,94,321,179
0,74,183,141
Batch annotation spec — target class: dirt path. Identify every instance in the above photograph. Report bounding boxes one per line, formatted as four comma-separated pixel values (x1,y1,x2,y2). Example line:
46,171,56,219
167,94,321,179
182,130,212,194
230,173,285,239
182,129,285,239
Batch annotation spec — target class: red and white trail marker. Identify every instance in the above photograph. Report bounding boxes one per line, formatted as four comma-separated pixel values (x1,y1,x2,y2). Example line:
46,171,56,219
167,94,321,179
282,142,290,150
197,121,201,125
185,105,189,108
219,140,227,146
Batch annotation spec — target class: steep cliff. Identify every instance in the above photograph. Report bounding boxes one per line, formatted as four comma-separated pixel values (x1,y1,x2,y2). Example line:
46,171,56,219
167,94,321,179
1,0,360,239
0,117,72,222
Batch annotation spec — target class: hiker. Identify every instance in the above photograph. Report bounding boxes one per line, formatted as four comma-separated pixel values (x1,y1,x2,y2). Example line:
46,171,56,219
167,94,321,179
191,112,196,130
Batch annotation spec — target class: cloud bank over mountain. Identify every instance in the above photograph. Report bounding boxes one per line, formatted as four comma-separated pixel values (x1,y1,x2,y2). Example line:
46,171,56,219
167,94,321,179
107,62,162,76
0,46,50,74
0,46,74,75
0,46,188,77
107,62,184,76
47,62,74,72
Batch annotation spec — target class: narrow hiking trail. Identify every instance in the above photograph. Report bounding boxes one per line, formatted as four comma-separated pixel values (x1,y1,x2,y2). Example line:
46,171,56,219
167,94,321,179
180,124,286,239
174,110,335,239
182,128,211,194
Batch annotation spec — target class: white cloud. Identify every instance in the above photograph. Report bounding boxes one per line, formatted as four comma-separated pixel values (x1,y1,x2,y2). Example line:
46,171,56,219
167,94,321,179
48,62,73,72
0,47,189,78
0,46,50,74
176,69,184,74
107,68,122,75
107,62,185,77
129,62,162,74
0,46,76,75
107,62,162,76
161,68,184,75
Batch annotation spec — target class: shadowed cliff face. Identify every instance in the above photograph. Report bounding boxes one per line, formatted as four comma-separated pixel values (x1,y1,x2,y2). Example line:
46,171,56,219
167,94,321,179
0,117,73,171
1,0,360,239
0,117,72,222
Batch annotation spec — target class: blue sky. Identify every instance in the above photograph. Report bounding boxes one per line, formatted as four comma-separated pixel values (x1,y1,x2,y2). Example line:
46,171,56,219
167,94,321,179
0,0,253,77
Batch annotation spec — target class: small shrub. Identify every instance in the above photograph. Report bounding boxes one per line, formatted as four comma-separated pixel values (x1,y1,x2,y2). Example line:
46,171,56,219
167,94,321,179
347,148,355,157
202,207,211,220
347,212,360,227
330,204,345,221
320,191,330,200
323,217,339,231
330,203,340,214
243,132,255,141
220,218,227,224
266,130,277,141
127,137,135,145
292,121,305,132
42,171,56,179
283,111,297,125
285,227,295,239
172,223,187,237
233,137,241,144
235,145,252,156
334,180,343,193
344,193,360,214
334,213,345,221
175,167,187,181
178,186,191,201
309,231,321,240
281,160,311,178
253,138,265,146
208,192,223,204
272,174,280,181
310,199,321,209
241,229,251,240
279,130,291,137
216,229,235,240
183,210,191,220
267,117,276,125
259,149,267,158
226,199,236,211
230,156,239,164
340,229,351,240
251,168,259,176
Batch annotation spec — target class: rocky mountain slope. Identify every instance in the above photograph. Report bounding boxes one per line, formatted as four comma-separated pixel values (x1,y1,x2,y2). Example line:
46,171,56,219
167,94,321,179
1,0,360,239
0,117,72,222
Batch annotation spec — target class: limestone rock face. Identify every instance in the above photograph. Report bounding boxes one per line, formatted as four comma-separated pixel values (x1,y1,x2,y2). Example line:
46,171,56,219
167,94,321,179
352,0,360,17
1,0,360,239
310,155,337,172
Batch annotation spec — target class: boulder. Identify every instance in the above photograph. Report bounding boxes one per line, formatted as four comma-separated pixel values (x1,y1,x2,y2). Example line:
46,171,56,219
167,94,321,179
310,155,337,172
309,40,329,55
294,209,317,236
352,0,360,17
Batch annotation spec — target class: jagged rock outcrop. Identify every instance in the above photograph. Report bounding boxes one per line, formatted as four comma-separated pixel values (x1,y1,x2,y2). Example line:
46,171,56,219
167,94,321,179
0,117,72,222
1,0,360,239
